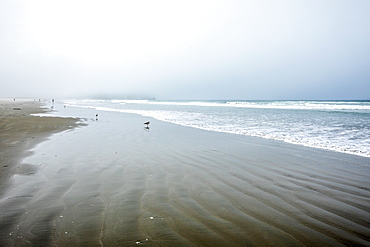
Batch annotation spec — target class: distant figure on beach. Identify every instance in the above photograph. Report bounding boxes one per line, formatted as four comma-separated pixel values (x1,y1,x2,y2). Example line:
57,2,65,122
144,121,150,130
96,114,98,120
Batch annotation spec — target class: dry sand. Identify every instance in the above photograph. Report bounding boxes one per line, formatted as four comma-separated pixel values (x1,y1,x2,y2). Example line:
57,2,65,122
0,100,369,246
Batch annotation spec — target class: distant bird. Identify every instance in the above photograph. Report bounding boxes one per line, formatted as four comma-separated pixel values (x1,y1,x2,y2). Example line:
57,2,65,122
144,121,150,127
96,114,98,120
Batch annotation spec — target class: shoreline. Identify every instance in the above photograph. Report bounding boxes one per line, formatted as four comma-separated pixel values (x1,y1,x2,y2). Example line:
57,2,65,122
64,99,370,158
0,100,369,246
0,99,82,196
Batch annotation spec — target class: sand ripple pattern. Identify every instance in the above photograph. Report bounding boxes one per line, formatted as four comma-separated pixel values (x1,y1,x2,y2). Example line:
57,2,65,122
0,114,369,246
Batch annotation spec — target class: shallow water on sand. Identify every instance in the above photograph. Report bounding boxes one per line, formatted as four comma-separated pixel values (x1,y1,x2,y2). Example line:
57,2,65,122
0,104,369,246
66,99,370,157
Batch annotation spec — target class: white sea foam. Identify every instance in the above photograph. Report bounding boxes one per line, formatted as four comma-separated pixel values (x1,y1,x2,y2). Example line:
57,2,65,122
115,100,148,104
107,99,370,111
31,113,57,117
109,108,370,157
31,113,80,119
63,99,370,157
122,100,227,107
227,101,370,111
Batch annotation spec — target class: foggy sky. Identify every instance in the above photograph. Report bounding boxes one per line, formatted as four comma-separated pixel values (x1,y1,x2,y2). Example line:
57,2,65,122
1,0,370,100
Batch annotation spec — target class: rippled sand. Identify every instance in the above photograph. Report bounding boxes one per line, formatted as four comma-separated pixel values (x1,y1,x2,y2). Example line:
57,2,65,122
0,102,369,246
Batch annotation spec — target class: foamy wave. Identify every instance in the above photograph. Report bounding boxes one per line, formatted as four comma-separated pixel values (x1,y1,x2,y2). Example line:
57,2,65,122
31,113,59,117
226,101,370,111
62,100,370,158
109,100,370,111
109,109,370,157
81,99,107,103
117,100,226,107
114,100,148,104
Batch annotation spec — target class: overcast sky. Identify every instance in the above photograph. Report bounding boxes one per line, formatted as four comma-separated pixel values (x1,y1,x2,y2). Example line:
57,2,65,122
1,0,369,100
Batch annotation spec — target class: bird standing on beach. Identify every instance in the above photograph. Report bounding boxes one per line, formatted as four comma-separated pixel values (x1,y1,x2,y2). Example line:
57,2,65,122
144,121,150,127
96,114,98,120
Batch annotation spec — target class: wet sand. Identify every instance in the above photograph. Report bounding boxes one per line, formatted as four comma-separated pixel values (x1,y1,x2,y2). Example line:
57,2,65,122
0,101,369,246
0,99,80,196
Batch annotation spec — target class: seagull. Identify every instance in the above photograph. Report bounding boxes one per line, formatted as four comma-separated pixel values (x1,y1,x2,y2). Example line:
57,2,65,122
144,121,150,127
96,114,98,120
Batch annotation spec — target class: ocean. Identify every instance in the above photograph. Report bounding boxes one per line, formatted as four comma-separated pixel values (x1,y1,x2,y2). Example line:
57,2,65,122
65,100,370,157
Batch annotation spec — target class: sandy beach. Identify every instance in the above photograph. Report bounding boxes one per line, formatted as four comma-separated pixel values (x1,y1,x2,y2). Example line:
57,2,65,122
0,100,369,246
0,100,81,196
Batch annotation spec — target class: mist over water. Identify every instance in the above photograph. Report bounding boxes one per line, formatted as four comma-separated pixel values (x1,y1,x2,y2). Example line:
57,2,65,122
2,1,370,100
65,100,370,157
